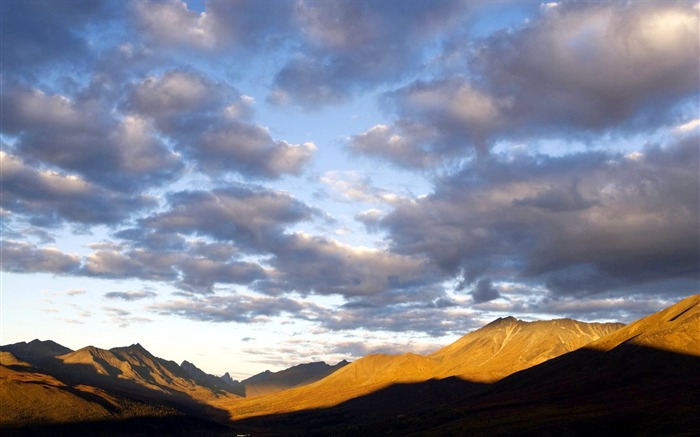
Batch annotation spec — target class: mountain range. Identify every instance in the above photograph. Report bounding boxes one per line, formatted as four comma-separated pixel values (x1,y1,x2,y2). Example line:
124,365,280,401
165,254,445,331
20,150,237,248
1,294,698,436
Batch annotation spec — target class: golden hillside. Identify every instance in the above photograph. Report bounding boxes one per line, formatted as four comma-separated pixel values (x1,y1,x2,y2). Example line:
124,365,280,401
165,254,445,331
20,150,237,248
216,318,621,420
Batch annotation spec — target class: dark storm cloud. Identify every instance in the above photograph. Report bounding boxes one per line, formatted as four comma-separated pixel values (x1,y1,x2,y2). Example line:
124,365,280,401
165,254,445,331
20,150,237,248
105,290,157,301
0,150,155,226
349,1,700,166
125,69,316,178
0,86,184,192
0,240,81,274
270,0,469,107
373,137,699,296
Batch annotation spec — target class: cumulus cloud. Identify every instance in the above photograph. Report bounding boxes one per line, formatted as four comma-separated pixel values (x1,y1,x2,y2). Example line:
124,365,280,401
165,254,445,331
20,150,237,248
1,86,184,192
125,69,316,178
141,185,317,252
0,0,107,76
0,240,81,274
151,293,322,323
105,290,157,301
132,0,215,49
261,233,439,298
320,170,405,204
373,136,699,296
0,150,156,226
270,0,469,107
350,1,700,166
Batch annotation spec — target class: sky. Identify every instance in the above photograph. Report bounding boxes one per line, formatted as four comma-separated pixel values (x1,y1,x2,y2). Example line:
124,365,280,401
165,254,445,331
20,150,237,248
1,0,698,379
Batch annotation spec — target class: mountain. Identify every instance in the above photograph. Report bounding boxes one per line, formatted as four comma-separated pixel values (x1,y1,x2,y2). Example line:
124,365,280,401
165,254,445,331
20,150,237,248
0,350,184,428
221,372,238,386
0,342,237,432
5,295,697,435
228,294,700,436
181,360,245,396
215,318,621,420
0,339,72,364
242,360,350,397
55,343,238,405
429,317,623,381
423,293,700,435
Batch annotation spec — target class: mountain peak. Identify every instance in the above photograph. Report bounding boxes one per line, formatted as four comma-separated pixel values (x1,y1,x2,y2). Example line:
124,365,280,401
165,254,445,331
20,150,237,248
485,316,519,327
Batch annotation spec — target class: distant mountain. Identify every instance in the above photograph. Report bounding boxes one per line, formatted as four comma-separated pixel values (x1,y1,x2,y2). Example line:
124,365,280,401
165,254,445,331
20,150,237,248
220,372,238,386
181,360,245,396
242,360,350,397
55,343,238,405
0,339,72,364
215,318,621,419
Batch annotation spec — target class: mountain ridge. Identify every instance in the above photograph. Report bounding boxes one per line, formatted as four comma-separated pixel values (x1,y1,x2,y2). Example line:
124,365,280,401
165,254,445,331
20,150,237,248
214,317,623,419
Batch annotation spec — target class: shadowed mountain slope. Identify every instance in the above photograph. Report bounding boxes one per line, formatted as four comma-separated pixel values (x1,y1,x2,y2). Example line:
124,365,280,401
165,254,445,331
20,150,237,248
0,351,183,428
181,360,245,396
55,344,239,405
0,339,72,364
216,318,621,420
242,360,350,397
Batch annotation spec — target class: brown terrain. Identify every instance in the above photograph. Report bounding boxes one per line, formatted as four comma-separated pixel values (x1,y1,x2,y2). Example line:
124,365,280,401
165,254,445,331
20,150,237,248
1,293,698,436
213,317,622,420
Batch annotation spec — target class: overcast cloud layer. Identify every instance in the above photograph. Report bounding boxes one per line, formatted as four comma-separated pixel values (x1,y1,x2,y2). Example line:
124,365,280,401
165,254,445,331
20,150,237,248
1,0,698,375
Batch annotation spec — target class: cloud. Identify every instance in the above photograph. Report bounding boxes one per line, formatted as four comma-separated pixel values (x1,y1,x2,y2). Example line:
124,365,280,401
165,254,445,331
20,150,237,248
132,0,215,49
125,69,316,178
269,0,469,107
105,290,157,301
151,293,321,323
132,0,294,51
1,86,184,192
0,150,156,226
471,278,500,303
372,136,699,296
66,289,87,296
103,306,152,328
321,286,468,337
0,240,81,274
320,170,405,204
350,1,700,166
0,0,108,77
141,185,317,252
260,232,439,298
